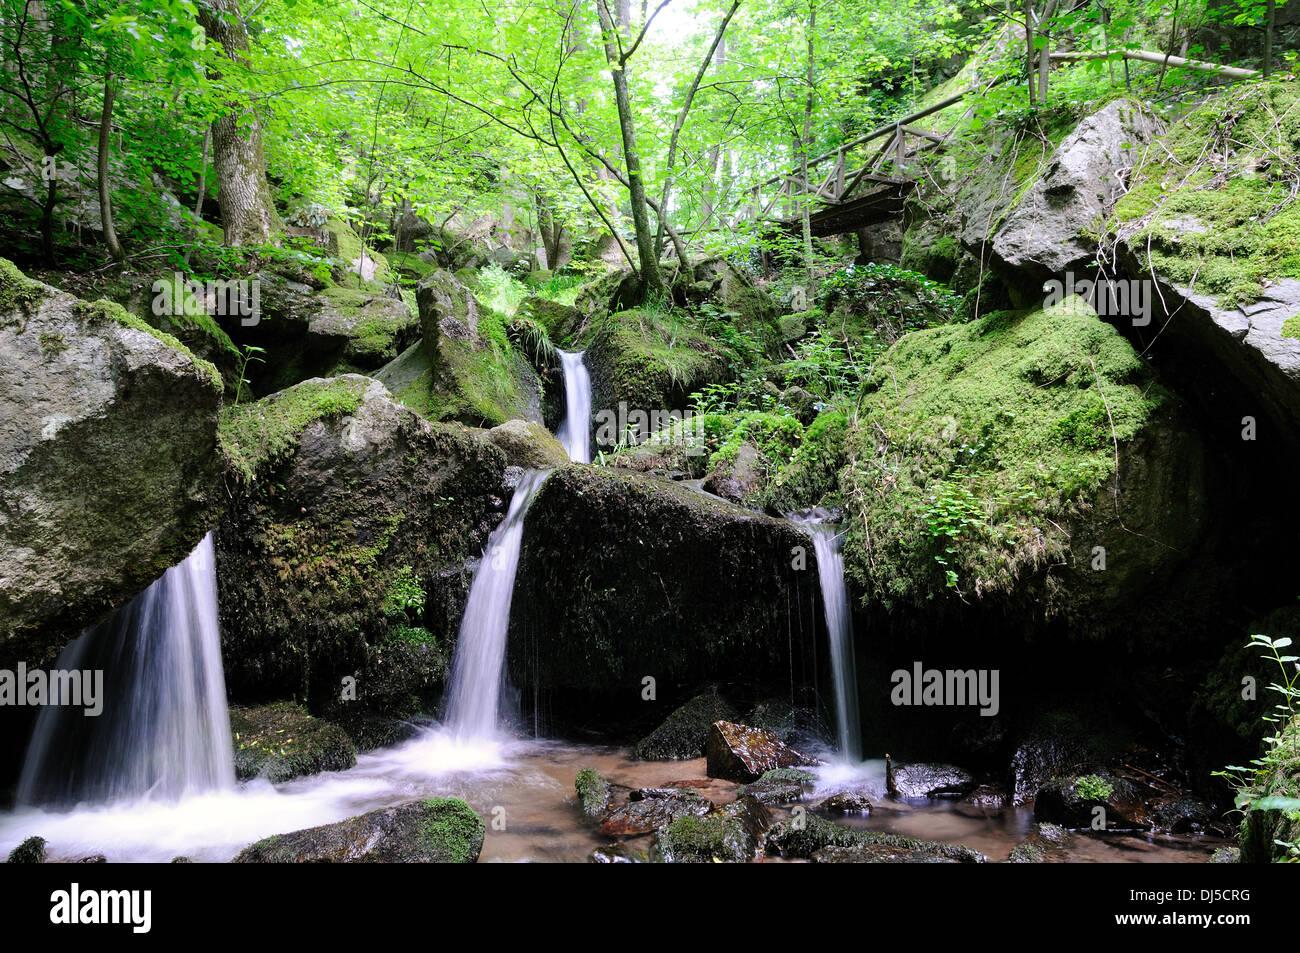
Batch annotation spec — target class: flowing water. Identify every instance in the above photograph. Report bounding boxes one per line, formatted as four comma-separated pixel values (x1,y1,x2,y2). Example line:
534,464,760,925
792,514,862,761
556,349,592,464
16,533,234,807
443,470,549,741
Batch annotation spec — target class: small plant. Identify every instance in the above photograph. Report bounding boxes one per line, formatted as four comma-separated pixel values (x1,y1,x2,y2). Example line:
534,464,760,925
233,344,266,405
383,566,426,619
1075,774,1114,802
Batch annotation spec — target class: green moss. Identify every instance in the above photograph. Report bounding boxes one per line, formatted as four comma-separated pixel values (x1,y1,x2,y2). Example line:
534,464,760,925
574,768,610,817
765,812,983,861
229,702,358,783
418,797,484,863
842,295,1162,604
326,215,391,286
218,376,369,483
0,257,44,317
1240,714,1300,863
1114,83,1300,307
71,297,224,392
760,409,848,513
1282,315,1300,340
1074,774,1114,801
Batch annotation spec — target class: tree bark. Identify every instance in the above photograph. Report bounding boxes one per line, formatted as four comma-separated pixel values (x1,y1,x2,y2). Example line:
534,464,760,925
97,69,125,261
197,0,281,247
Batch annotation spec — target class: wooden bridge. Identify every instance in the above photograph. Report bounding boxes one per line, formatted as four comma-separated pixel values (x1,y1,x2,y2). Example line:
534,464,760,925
738,88,972,237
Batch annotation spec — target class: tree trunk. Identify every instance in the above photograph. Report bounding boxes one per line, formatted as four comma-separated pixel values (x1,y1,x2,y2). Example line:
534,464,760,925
800,1,817,288
197,0,281,247
596,0,662,297
97,69,125,262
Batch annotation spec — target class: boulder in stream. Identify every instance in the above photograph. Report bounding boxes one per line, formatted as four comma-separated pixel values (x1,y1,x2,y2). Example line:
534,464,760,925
705,721,819,783
653,795,772,863
233,797,484,863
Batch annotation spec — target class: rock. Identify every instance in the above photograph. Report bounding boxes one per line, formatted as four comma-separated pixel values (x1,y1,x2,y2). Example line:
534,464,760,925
811,844,957,863
706,721,818,783
633,689,738,760
573,266,640,322
510,467,823,718
992,99,1164,283
485,419,569,469
595,790,711,837
575,768,611,819
781,386,818,425
1210,847,1241,864
689,258,779,340
964,784,1008,809
6,836,45,863
1152,797,1222,835
216,375,505,713
1007,823,1071,863
77,855,107,863
307,286,419,371
765,812,984,862
0,261,223,668
653,795,772,863
518,296,583,347
230,703,357,783
815,791,873,814
738,772,811,806
778,312,808,343
1033,773,1150,831
588,843,647,863
1240,714,1300,863
1008,708,1123,805
234,797,484,863
888,762,976,799
702,442,763,507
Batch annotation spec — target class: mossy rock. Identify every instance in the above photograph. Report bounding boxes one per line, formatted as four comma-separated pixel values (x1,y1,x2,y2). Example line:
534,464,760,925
575,768,611,818
653,795,771,863
1239,714,1300,863
485,418,569,468
6,836,46,863
233,797,484,863
230,702,358,783
633,689,738,760
765,812,984,862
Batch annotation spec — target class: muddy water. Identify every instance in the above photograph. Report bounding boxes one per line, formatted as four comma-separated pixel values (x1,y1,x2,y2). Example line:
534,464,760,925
0,734,1226,863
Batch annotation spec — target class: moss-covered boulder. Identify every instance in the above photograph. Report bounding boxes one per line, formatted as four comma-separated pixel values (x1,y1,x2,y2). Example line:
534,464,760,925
215,375,506,715
485,418,569,469
307,285,419,371
0,260,224,668
841,297,1208,634
575,768,612,818
1114,82,1300,443
689,258,780,344
1007,822,1071,863
633,689,738,760
389,270,543,427
508,466,823,724
584,309,734,450
519,295,583,348
765,812,984,862
233,797,484,863
230,702,358,783
653,795,771,863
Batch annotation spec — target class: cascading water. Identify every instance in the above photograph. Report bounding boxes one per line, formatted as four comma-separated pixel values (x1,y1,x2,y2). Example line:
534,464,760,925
17,532,235,806
443,470,549,740
792,515,862,762
556,349,592,464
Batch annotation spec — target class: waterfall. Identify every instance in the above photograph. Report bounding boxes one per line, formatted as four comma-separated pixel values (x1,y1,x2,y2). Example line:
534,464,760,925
17,533,235,806
443,470,549,740
793,515,862,761
556,350,592,464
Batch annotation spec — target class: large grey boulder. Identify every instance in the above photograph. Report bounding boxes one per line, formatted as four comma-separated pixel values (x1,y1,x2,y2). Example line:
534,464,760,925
0,259,223,666
993,100,1164,282
215,374,506,714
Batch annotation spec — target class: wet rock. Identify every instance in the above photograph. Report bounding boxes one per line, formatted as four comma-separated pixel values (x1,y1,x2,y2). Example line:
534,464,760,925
888,762,975,799
765,812,984,862
1152,797,1222,835
738,768,814,806
170,856,192,863
815,791,873,815
575,768,612,819
1210,847,1241,864
702,442,763,506
633,689,738,760
1008,823,1071,863
812,844,957,863
307,288,418,372
588,843,647,863
653,795,772,863
1240,713,1300,863
0,261,223,668
1009,709,1121,805
1033,774,1150,831
963,784,1008,809
230,703,357,783
216,375,505,713
234,797,484,863
706,721,819,783
595,790,711,837
77,855,107,863
485,418,569,469
6,836,45,863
